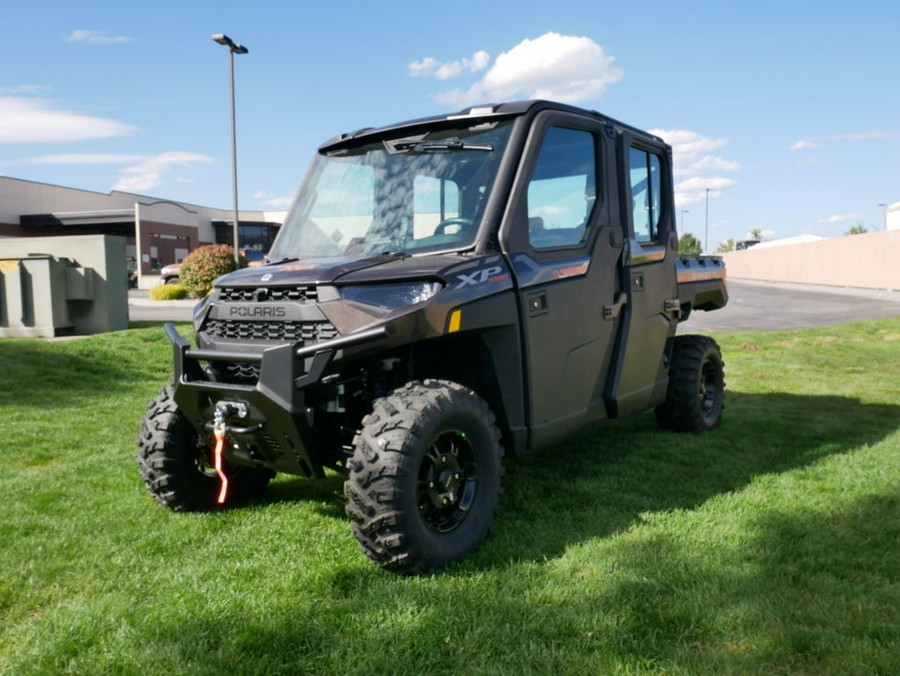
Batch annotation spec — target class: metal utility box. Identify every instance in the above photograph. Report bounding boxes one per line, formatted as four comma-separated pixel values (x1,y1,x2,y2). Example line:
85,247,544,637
0,235,128,338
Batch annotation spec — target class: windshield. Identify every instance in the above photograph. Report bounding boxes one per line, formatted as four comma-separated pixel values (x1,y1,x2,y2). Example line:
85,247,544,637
269,120,514,261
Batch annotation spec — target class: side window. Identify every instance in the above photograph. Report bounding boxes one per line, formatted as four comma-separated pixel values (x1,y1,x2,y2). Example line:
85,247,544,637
527,127,598,249
629,147,662,243
413,175,459,239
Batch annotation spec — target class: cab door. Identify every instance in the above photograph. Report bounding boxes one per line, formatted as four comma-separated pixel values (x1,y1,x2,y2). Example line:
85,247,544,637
604,135,680,417
500,111,624,451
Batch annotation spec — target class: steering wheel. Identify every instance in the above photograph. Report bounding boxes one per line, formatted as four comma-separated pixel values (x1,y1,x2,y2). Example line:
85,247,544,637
433,217,474,236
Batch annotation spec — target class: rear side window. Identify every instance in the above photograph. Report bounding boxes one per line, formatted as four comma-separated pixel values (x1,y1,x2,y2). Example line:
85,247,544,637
629,147,662,243
526,127,598,249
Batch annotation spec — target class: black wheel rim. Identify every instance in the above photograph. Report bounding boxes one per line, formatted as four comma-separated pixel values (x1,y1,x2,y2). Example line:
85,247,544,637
699,357,721,418
417,430,478,534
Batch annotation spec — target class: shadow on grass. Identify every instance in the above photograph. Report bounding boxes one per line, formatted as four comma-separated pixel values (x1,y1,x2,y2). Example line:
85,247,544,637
124,392,898,674
466,492,898,673
239,390,899,571
260,474,347,519
486,391,899,565
133,494,899,674
0,338,157,410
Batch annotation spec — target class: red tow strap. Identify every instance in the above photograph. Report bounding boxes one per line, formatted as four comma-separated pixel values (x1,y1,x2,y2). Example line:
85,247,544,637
213,422,229,504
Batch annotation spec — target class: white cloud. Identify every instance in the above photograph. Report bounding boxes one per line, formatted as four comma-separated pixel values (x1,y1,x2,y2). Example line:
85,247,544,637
684,155,741,173
650,129,739,207
818,213,864,224
0,85,48,95
0,97,135,143
427,33,623,107
64,29,132,45
791,131,900,151
672,176,737,209
408,51,490,80
790,139,821,151
833,131,900,142
254,190,294,208
113,152,214,193
650,129,740,177
16,153,145,165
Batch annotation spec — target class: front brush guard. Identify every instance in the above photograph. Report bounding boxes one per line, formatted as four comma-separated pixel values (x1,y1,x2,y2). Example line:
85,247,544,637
163,323,387,478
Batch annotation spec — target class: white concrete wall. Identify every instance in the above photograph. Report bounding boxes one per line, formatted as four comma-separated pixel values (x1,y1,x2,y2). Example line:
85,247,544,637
0,234,128,335
722,228,900,291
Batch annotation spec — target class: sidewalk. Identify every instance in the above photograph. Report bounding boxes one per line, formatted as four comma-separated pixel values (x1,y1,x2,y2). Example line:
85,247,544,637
128,289,197,308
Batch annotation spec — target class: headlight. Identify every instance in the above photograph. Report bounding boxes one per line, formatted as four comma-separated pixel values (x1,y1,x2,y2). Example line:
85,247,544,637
340,281,443,310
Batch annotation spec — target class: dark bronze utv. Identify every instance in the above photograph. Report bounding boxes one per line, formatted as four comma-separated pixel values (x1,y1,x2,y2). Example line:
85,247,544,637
137,100,728,574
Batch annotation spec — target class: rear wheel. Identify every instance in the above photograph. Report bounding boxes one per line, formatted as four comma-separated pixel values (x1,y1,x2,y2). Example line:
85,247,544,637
656,335,725,432
345,380,503,575
136,384,273,510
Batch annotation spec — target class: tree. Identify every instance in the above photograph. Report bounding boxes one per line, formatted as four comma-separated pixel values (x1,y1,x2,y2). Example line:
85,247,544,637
749,227,764,241
716,238,735,253
678,232,703,255
846,224,868,235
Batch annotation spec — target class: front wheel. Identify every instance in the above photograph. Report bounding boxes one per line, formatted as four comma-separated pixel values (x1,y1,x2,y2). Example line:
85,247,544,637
345,380,503,575
655,335,725,433
136,384,273,511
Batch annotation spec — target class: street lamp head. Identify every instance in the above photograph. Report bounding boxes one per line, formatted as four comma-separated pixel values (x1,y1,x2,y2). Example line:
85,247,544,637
212,33,248,54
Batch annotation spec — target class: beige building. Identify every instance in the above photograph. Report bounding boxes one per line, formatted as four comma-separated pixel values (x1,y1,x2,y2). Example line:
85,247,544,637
0,176,285,288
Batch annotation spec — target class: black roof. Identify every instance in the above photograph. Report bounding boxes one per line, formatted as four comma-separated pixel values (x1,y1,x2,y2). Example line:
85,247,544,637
318,100,665,153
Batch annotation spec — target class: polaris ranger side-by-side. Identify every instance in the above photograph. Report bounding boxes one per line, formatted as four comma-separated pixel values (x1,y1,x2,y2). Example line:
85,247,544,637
137,100,728,574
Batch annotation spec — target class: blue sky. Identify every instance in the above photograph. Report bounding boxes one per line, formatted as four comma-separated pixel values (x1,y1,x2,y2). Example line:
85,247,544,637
2,0,898,251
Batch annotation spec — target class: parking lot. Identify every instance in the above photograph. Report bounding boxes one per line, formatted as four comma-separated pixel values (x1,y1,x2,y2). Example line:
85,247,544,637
681,280,900,333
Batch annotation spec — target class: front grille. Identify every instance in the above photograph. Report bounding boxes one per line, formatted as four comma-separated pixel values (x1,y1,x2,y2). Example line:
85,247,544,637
203,284,338,386
204,319,338,343
219,361,260,385
220,286,319,303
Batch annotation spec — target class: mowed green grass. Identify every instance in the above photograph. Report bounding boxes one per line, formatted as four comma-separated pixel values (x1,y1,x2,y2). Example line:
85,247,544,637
1,318,898,675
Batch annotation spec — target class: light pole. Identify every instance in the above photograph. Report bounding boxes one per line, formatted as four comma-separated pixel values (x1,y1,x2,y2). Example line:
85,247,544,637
680,209,689,238
878,203,888,231
704,188,710,254
212,33,248,267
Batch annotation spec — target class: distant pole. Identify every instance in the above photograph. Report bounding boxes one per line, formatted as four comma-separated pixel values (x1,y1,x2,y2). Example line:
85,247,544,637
878,203,888,230
704,188,710,253
680,209,689,238
212,34,249,267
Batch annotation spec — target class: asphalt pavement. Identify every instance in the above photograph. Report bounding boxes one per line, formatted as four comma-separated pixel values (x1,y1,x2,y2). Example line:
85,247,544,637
129,280,900,332
681,280,900,333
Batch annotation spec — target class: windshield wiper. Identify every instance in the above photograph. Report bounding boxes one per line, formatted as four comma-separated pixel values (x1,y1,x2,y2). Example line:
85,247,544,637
390,139,493,153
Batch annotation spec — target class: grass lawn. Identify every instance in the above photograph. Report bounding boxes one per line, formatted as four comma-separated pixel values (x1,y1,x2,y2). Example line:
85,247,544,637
1,318,898,674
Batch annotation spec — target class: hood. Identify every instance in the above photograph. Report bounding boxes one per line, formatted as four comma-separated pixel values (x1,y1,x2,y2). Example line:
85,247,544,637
215,252,473,288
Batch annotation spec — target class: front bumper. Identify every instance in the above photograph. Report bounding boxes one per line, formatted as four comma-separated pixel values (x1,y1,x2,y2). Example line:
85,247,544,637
164,322,387,477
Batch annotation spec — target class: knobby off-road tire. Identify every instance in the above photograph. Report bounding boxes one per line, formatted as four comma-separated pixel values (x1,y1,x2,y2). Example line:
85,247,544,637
655,335,725,433
345,380,504,575
136,384,273,511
